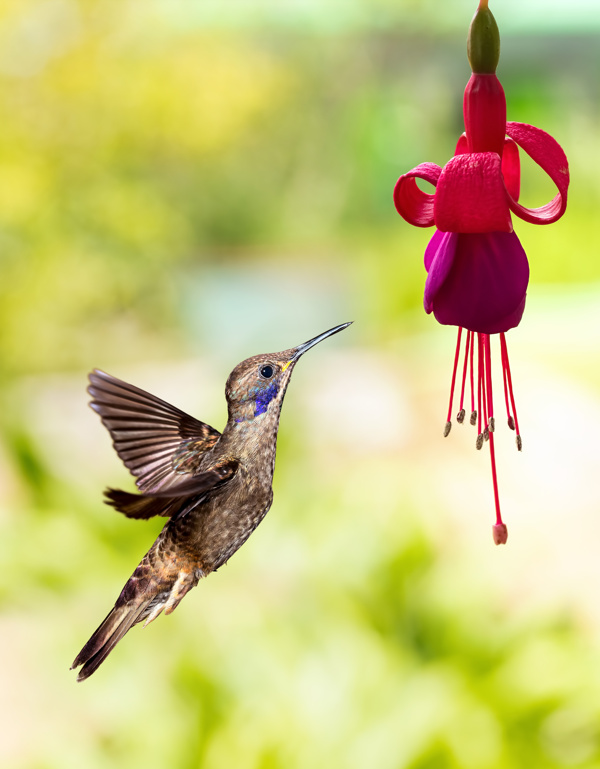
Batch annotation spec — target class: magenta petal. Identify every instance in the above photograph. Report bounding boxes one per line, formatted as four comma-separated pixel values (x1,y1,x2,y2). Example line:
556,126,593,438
424,231,458,313
429,231,529,334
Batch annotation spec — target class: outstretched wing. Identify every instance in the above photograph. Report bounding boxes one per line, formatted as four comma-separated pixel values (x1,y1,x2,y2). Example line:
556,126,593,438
104,457,239,520
88,369,221,493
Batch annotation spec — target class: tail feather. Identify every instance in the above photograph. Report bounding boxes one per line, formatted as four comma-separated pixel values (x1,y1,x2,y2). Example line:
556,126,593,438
71,602,148,682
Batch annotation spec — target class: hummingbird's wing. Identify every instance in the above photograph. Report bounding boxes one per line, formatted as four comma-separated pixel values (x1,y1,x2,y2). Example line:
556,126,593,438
88,369,221,493
103,457,239,520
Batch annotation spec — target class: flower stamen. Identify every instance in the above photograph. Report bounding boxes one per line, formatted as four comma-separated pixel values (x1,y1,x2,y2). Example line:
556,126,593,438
456,329,471,424
500,332,522,451
476,332,486,448
445,326,463,436
469,330,477,425
444,329,510,543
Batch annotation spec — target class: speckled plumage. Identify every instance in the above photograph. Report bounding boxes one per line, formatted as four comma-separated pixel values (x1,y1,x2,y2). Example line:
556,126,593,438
71,322,351,681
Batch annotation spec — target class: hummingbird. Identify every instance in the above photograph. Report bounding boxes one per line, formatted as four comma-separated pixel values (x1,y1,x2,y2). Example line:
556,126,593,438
71,322,351,681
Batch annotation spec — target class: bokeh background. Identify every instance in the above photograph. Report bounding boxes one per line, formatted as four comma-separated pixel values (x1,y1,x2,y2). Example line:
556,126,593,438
2,0,600,767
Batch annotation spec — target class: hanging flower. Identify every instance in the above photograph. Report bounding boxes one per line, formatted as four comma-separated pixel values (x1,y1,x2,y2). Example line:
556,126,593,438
393,0,569,544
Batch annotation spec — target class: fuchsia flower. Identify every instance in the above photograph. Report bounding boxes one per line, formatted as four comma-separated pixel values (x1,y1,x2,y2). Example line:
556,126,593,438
393,1,569,544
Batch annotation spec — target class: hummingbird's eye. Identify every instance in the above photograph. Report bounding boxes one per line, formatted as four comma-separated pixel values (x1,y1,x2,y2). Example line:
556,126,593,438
260,365,274,379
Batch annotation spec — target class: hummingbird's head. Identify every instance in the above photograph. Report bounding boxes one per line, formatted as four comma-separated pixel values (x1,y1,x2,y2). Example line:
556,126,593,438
225,322,352,424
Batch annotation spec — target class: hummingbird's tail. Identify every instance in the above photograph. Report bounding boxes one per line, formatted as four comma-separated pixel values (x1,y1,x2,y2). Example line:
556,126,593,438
70,600,149,682
71,562,201,681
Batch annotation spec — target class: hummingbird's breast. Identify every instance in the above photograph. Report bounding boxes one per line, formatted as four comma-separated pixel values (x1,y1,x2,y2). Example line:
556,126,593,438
186,462,273,572
174,418,280,573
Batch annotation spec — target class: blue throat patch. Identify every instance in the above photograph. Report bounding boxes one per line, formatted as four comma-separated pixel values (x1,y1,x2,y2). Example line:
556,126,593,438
254,381,279,417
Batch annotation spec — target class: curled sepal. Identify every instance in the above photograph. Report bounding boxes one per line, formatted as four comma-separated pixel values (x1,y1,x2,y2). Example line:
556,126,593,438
505,122,569,224
501,138,520,201
434,152,512,233
393,162,442,227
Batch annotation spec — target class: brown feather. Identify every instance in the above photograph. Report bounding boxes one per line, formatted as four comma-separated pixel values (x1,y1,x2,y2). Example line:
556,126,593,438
103,459,239,520
103,489,187,519
88,369,221,493
71,602,148,682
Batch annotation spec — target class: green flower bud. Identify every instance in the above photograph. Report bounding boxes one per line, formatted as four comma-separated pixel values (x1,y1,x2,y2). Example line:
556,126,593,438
467,4,500,74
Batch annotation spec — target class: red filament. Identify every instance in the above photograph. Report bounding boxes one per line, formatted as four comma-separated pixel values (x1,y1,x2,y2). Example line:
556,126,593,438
469,330,475,417
483,334,503,527
500,332,520,438
447,327,463,424
458,330,471,415
444,327,519,537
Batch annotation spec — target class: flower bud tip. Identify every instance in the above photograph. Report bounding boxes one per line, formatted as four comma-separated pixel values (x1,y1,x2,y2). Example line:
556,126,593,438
467,4,500,74
493,522,508,545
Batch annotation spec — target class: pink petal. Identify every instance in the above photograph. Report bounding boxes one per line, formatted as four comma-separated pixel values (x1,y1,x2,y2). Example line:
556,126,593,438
393,162,441,227
505,122,569,224
423,230,457,312
434,153,513,233
427,231,529,334
501,138,520,201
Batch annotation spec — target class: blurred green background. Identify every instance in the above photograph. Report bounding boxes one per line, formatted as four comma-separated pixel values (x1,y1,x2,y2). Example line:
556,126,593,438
2,1,600,767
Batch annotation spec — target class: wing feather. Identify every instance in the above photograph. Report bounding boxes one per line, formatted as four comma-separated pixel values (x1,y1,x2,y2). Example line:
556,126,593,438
104,459,239,519
88,369,221,493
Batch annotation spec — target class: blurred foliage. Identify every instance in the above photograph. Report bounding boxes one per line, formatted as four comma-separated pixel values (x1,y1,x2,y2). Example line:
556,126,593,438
2,1,600,768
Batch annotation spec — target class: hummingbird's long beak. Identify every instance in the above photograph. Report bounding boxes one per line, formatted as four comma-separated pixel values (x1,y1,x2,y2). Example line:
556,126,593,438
291,321,353,362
